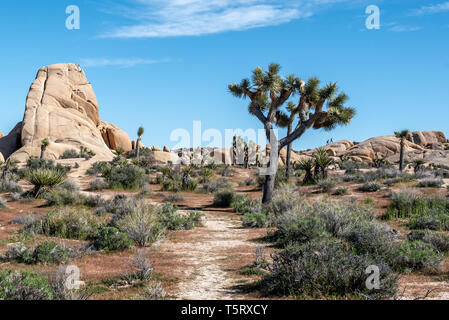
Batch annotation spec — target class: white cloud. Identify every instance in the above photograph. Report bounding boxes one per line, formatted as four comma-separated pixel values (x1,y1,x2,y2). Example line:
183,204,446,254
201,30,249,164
100,0,348,38
79,58,171,68
410,1,449,15
389,25,421,32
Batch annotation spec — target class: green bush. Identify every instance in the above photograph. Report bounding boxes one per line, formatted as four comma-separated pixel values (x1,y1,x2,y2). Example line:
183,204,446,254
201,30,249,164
242,212,270,228
261,239,397,299
90,178,109,191
0,270,53,300
44,188,80,206
407,230,449,253
29,208,103,240
418,177,444,188
87,161,112,176
407,209,449,231
232,194,256,214
334,187,349,196
392,240,443,271
316,178,337,193
159,205,203,230
32,241,69,265
199,168,214,183
358,181,382,192
105,164,148,190
115,201,164,247
0,196,5,208
0,179,23,193
201,178,232,193
213,190,235,207
93,227,133,251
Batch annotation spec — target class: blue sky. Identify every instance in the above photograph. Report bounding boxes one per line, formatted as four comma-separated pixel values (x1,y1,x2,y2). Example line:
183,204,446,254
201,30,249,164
0,0,448,150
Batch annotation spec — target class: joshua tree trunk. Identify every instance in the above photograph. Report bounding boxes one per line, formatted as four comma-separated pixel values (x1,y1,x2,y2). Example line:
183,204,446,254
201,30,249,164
399,140,405,172
262,141,280,204
286,122,293,178
40,146,45,160
136,138,141,158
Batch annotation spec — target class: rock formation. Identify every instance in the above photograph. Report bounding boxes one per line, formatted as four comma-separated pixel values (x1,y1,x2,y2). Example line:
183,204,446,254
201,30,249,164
99,121,132,152
0,63,132,162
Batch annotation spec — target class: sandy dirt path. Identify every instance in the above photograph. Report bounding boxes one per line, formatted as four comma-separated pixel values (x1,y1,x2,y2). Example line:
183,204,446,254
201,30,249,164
156,210,267,300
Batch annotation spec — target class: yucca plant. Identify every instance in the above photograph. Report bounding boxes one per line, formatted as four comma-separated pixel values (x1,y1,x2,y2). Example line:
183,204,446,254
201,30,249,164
314,148,333,179
395,129,410,172
297,158,315,185
136,126,144,158
414,159,426,173
25,168,67,197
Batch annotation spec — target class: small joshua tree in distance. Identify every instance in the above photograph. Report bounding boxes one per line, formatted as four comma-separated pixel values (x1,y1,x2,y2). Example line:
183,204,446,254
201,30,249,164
394,129,409,172
40,138,50,159
136,126,144,158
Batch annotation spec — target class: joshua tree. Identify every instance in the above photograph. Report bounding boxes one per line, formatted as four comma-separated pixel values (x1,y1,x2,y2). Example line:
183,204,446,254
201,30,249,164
229,64,355,203
136,126,144,158
285,102,300,178
40,138,50,159
394,129,409,172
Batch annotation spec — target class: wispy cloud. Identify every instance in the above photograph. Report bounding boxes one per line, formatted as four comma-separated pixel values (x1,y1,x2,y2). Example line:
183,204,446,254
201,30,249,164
410,1,449,15
389,25,421,32
79,57,171,68
100,0,349,38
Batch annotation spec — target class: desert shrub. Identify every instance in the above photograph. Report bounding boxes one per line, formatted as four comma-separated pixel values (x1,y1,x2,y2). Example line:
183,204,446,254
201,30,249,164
159,205,203,230
316,178,337,193
342,172,365,183
217,165,235,177
60,146,95,160
407,230,449,253
3,241,68,265
384,174,415,186
418,176,444,188
25,168,67,196
242,212,271,228
407,209,449,231
90,178,109,191
115,201,164,247
138,282,166,300
260,239,397,299
391,240,443,272
104,164,148,190
163,194,185,203
9,192,22,201
201,178,232,193
104,195,138,218
263,185,303,216
10,214,39,226
32,241,69,265
385,190,449,221
25,157,67,172
92,227,133,251
0,270,54,300
28,208,103,240
199,168,214,183
213,190,236,208
87,161,112,176
239,178,256,187
358,181,382,192
0,196,5,208
334,187,349,196
161,178,182,192
0,179,23,193
340,160,369,172
44,188,80,206
231,194,256,214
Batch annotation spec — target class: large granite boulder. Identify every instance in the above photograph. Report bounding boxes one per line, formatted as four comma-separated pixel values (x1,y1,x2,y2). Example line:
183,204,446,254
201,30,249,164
343,136,423,163
10,63,114,162
99,121,132,152
408,131,447,149
0,122,23,161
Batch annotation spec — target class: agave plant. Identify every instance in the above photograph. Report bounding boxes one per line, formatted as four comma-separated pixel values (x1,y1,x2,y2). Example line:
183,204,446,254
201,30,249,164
25,168,67,197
